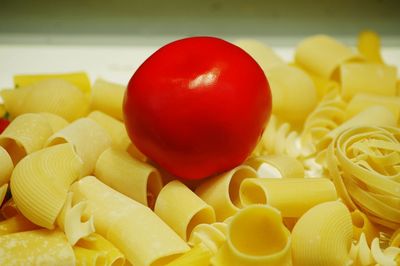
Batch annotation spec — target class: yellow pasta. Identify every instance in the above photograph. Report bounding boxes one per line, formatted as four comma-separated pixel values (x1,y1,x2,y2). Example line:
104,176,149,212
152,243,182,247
267,64,317,126
308,73,340,100
1,78,89,121
390,228,400,247
259,115,302,158
295,35,362,79
0,229,75,266
318,105,396,151
40,112,69,132
351,209,380,245
245,154,305,178
47,118,112,176
291,201,353,266
0,214,38,236
340,63,397,100
74,246,106,266
357,30,384,64
13,71,91,94
213,205,291,266
166,244,212,266
88,111,131,151
233,39,285,72
1,198,19,219
94,147,162,208
326,126,400,229
0,104,5,117
195,165,257,221
0,113,53,164
57,192,95,245
0,183,7,207
345,93,400,122
155,180,216,241
10,143,83,229
75,233,126,266
349,233,375,266
90,78,125,121
240,178,337,218
0,146,13,186
70,176,190,266
188,222,228,255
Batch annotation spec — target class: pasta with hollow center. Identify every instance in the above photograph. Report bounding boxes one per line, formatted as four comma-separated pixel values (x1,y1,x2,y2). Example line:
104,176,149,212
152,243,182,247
245,154,305,178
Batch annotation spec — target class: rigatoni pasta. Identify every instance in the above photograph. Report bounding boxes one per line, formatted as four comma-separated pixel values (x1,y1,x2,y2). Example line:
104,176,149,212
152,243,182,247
90,79,125,121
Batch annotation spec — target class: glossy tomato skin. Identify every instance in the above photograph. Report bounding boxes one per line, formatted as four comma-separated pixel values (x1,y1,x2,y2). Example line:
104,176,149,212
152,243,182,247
124,37,271,180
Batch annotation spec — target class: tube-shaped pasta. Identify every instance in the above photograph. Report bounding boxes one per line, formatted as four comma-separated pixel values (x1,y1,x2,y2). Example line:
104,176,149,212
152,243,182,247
318,105,396,151
345,93,400,122
40,112,69,132
155,180,216,241
94,147,162,208
1,79,89,121
166,244,212,266
57,192,95,245
213,205,291,266
267,65,317,126
295,34,362,79
90,79,125,121
74,246,106,266
245,155,304,178
0,229,75,265
10,143,83,229
351,209,379,245
75,233,125,266
233,39,285,72
327,126,400,229
70,176,190,266
291,201,353,266
13,71,91,94
88,111,131,151
0,113,53,164
0,146,13,185
357,31,384,64
195,165,257,221
240,178,337,218
47,118,111,176
340,63,397,100
308,73,340,100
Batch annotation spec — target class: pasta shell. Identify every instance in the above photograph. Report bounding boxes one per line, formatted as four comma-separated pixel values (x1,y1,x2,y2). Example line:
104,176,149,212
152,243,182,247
10,143,83,229
0,146,13,185
291,201,353,266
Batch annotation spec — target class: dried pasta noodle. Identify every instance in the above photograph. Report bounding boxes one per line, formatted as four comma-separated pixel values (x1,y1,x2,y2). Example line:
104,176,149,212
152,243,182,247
245,154,304,178
327,126,400,230
90,79,125,121
0,213,38,236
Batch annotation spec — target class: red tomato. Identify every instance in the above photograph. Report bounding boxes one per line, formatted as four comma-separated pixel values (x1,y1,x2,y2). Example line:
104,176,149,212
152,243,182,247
0,118,9,134
124,37,272,180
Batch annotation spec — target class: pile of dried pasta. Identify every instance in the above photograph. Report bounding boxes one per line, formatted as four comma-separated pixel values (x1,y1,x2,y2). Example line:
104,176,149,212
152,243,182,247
0,31,399,266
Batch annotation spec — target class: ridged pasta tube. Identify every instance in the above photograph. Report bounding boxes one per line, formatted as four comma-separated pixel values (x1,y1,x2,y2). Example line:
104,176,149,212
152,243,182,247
340,63,397,100
195,165,257,221
0,146,13,185
291,201,353,266
295,34,362,79
0,229,75,266
90,79,125,121
245,155,304,178
47,118,111,176
326,126,400,229
0,113,54,164
155,180,216,241
1,78,89,121
94,147,162,208
10,143,83,229
213,205,292,266
70,176,190,266
240,178,337,218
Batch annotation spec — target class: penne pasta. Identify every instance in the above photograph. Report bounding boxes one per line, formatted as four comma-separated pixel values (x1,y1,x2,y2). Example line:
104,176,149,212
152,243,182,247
70,176,190,266
90,79,125,121
47,118,111,176
94,147,162,208
195,165,257,221
155,180,216,241
239,178,337,218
